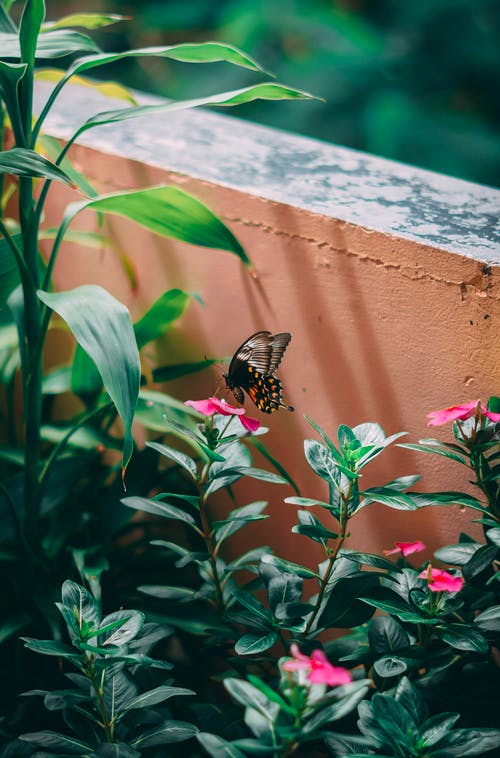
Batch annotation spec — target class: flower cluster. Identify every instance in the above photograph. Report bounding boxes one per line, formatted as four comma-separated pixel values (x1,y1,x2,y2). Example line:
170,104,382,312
418,566,464,593
282,644,352,686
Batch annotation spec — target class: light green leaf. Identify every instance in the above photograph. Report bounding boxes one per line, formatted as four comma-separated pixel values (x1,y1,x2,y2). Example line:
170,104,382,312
37,285,140,475
42,13,128,30
0,28,100,59
19,0,45,68
134,288,190,348
152,358,217,382
234,631,278,655
0,147,76,186
57,185,251,267
146,441,197,479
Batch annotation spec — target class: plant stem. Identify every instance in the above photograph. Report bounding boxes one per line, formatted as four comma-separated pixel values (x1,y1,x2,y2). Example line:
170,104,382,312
198,464,225,612
303,482,352,636
18,174,43,548
84,655,114,742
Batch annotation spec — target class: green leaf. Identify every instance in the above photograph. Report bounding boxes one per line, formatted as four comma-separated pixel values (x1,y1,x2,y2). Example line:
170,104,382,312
19,730,90,754
61,579,100,629
236,467,287,485
343,550,401,572
132,720,198,748
373,656,407,677
246,436,301,495
214,501,268,545
284,495,332,509
369,616,410,655
19,0,45,67
261,554,318,579
0,62,28,144
58,185,251,267
419,713,461,749
400,442,469,466
0,147,76,186
408,491,487,512
138,585,197,601
486,527,500,547
37,285,140,474
292,510,338,544
224,678,278,720
121,495,198,530
134,288,190,348
0,28,101,59
22,638,77,657
234,631,278,655
437,623,489,654
303,681,370,731
359,486,418,511
43,12,127,30
99,610,144,646
196,733,247,758
123,685,194,711
361,597,437,625
474,605,500,633
304,439,350,482
320,576,379,628
434,543,482,565
146,441,197,479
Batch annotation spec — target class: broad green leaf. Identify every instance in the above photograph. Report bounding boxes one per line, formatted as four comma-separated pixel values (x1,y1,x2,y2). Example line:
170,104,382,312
320,576,379,628
99,610,144,646
235,466,287,484
361,597,437,625
19,730,90,753
434,543,481,565
369,616,409,655
146,441,197,479
42,13,127,30
408,491,487,512
0,28,100,59
58,186,251,267
343,550,401,572
436,623,489,654
121,495,199,530
134,288,190,348
0,147,76,186
474,605,500,633
123,685,194,711
224,678,278,721
131,719,198,748
22,637,77,657
37,285,140,474
303,682,370,731
234,631,278,655
305,438,350,482
61,579,100,628
359,486,418,511
260,554,318,579
292,510,337,544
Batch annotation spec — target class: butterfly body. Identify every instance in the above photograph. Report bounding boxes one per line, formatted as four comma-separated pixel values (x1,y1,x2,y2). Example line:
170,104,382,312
223,331,293,413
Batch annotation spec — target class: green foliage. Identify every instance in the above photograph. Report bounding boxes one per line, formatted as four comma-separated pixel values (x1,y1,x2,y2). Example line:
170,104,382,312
17,580,198,755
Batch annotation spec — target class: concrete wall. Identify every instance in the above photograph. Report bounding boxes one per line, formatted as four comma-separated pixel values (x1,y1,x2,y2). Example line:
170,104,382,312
36,82,500,565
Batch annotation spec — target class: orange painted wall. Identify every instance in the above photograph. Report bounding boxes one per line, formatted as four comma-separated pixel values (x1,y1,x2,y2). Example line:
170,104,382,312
41,141,500,567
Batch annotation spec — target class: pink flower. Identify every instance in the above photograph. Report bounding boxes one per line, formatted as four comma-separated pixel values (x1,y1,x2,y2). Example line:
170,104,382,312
418,567,464,593
184,396,260,432
282,644,352,686
427,401,500,427
384,540,426,557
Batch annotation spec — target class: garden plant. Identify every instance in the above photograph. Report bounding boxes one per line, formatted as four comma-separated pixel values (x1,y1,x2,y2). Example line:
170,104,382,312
1,1,500,757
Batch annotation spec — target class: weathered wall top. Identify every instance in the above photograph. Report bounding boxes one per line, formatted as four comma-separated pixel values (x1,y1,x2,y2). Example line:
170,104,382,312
35,82,500,265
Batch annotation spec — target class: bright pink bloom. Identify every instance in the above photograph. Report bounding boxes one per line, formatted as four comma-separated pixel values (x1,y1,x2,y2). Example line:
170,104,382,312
427,401,500,427
282,644,352,686
184,396,260,432
418,567,464,593
384,540,426,557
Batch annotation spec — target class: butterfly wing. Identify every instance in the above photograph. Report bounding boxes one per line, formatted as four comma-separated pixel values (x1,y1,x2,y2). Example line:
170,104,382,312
226,331,293,413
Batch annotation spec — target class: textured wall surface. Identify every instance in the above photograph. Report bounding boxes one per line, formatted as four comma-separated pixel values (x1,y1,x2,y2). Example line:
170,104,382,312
36,82,500,565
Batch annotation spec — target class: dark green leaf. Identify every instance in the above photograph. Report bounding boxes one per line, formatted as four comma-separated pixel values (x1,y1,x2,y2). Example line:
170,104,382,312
359,486,417,511
196,733,246,758
437,623,489,654
373,656,407,677
320,576,379,628
369,616,410,655
121,495,198,529
98,610,144,646
344,550,401,572
260,554,318,579
434,543,482,565
22,638,77,657
246,436,301,495
474,605,500,633
419,713,461,748
303,682,370,731
138,585,197,601
400,442,469,465
19,731,90,754
123,685,194,711
132,719,198,748
234,631,278,655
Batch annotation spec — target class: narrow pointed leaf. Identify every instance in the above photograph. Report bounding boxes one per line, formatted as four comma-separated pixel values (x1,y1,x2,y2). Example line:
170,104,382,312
42,13,128,30
37,285,140,474
0,28,101,58
0,148,76,186
58,186,251,267
134,288,190,348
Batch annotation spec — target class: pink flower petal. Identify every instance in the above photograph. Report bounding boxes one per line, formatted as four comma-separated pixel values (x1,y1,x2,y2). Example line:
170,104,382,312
184,398,218,416
239,414,261,432
418,567,463,593
282,659,310,672
485,410,500,422
397,541,426,557
308,665,352,686
289,643,310,662
427,401,480,427
208,396,246,416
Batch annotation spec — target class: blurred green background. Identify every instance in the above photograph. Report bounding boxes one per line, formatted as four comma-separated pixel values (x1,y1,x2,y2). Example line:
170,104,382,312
46,0,500,188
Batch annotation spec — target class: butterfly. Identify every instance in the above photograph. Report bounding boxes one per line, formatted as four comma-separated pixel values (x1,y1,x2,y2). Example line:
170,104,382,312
223,331,294,413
